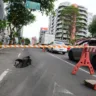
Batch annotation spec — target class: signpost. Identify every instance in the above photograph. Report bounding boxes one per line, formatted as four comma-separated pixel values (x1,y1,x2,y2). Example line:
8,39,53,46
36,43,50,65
25,0,40,10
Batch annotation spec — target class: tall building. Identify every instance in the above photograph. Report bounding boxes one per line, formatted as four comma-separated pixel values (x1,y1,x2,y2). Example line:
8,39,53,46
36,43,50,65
39,27,48,43
0,0,4,20
86,12,93,37
88,13,93,25
48,2,88,42
32,37,37,45
48,9,58,35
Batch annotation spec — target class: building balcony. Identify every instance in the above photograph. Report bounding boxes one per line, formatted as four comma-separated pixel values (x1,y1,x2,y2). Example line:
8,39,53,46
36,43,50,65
57,21,62,24
77,21,87,26
77,18,87,22
79,11,87,15
55,35,68,38
79,13,87,18
56,25,62,29
78,29,87,32
78,6,87,11
57,18,62,22
56,34,68,38
59,2,70,7
76,32,86,36
79,9,87,14
55,34,62,37
56,30,62,33
58,7,64,11
56,29,67,33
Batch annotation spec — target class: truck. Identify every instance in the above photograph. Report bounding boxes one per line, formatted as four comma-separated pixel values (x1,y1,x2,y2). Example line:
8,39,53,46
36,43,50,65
40,34,55,45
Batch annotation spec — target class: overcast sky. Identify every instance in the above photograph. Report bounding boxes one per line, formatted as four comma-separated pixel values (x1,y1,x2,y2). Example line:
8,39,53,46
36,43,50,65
23,0,96,40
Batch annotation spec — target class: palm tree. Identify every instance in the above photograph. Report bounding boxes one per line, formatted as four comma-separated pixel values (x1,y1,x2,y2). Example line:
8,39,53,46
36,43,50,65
60,5,85,44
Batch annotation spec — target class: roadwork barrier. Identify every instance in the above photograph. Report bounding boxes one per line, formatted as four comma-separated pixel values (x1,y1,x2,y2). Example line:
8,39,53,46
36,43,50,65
0,45,96,49
0,45,83,48
72,44,95,75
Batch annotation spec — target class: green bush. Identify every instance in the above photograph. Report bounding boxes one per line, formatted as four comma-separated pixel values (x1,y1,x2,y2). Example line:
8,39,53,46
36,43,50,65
24,38,30,45
0,41,2,45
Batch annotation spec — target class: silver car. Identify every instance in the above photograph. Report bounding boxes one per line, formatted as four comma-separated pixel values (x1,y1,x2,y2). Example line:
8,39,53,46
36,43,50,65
68,39,96,70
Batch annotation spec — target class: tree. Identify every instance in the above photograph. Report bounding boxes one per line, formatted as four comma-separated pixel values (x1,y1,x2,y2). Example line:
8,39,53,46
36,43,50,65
4,0,55,44
4,0,55,15
0,20,7,32
88,18,96,37
60,5,86,44
5,0,35,44
24,38,30,45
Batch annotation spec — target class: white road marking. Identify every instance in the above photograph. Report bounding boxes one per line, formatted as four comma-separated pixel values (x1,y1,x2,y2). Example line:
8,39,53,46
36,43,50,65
48,53,96,77
18,53,21,57
52,82,74,96
0,69,10,82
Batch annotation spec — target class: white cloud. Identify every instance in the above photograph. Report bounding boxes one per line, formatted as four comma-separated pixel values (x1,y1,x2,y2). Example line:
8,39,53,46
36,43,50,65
23,0,96,40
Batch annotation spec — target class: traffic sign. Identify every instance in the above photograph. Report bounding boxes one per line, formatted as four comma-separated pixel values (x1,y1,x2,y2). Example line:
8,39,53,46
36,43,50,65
25,1,40,10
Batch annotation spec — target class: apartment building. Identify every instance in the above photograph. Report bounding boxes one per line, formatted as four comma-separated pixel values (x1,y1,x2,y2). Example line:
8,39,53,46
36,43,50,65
0,0,4,20
48,2,88,43
48,9,58,35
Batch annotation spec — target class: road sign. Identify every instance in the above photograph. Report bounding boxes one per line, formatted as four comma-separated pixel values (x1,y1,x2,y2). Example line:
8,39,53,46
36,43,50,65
25,1,40,10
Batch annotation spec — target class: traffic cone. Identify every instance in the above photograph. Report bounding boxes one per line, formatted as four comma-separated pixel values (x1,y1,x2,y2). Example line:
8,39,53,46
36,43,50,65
42,47,45,52
72,44,94,75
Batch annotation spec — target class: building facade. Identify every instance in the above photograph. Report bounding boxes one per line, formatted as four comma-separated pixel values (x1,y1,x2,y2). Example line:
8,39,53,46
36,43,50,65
39,27,48,43
88,13,93,25
48,2,88,43
0,0,4,20
48,9,58,35
32,37,37,45
86,12,93,37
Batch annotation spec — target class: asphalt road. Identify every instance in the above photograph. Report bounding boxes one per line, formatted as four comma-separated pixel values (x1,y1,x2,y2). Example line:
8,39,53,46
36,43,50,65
0,48,96,96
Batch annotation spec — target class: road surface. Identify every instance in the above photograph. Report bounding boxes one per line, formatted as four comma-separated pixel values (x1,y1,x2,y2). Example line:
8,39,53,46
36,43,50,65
0,48,96,96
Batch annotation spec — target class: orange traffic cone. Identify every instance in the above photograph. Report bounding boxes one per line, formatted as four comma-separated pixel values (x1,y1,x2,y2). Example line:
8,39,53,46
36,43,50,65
72,44,94,75
42,47,45,52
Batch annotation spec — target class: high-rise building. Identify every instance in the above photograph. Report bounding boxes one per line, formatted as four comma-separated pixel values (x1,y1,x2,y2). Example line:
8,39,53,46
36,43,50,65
88,13,93,25
0,0,4,20
32,37,37,45
48,9,58,35
86,12,93,37
48,2,88,42
39,27,48,43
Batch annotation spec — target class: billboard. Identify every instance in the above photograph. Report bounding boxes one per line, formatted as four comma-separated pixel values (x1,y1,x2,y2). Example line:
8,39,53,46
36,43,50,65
40,27,48,33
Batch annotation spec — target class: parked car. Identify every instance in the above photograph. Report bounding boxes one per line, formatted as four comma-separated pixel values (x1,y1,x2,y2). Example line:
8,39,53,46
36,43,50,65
47,41,67,54
68,39,96,69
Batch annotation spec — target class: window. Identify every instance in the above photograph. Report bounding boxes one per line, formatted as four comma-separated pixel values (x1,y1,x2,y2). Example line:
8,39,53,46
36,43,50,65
89,40,96,46
77,41,89,45
54,41,64,45
49,42,54,45
78,40,96,46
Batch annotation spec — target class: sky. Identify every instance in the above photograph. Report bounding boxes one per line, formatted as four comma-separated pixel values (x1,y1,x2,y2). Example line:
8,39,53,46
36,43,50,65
23,0,96,40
